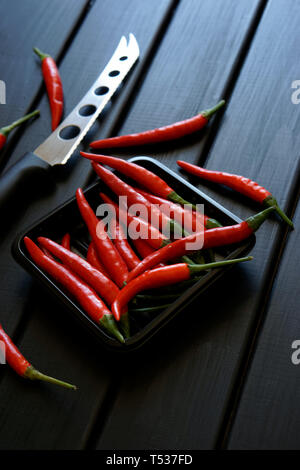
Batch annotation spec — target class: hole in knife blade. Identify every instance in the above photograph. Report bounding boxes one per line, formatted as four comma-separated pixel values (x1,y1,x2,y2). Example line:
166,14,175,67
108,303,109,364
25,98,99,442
79,105,97,116
119,56,128,61
94,86,109,95
59,125,80,140
108,70,120,77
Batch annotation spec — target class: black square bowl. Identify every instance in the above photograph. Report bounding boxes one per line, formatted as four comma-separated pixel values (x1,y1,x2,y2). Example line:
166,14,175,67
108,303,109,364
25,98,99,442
12,157,255,351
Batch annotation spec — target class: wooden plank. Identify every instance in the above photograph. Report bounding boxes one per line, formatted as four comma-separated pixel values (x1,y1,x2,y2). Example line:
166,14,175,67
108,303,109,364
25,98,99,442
227,190,300,449
0,0,89,170
94,0,268,450
0,0,176,449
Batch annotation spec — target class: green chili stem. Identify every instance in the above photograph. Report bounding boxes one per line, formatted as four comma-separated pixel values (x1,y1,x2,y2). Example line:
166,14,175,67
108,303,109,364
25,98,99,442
246,206,275,232
188,256,253,275
201,100,226,119
0,110,40,136
264,196,294,229
24,366,76,390
131,303,172,313
33,47,50,61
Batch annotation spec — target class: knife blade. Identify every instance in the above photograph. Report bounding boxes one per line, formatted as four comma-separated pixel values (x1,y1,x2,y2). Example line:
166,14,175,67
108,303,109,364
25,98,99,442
0,34,139,213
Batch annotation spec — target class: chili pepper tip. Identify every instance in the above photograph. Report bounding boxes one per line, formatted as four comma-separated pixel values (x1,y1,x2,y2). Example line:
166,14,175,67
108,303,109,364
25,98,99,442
100,315,125,343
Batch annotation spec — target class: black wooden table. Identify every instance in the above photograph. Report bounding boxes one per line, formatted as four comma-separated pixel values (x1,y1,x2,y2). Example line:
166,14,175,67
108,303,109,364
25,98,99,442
0,0,299,450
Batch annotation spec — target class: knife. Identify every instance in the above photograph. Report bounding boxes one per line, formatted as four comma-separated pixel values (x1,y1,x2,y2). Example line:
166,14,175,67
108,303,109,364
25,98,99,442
0,34,139,212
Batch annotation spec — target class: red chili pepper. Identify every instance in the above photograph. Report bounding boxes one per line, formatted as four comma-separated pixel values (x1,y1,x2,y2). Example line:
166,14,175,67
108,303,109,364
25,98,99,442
87,242,109,276
33,47,63,131
0,323,76,389
177,160,294,228
100,192,167,249
81,153,197,208
89,100,225,149
24,237,124,342
0,110,40,150
135,187,223,231
131,237,156,258
38,236,119,306
92,162,185,236
109,218,140,270
112,256,252,320
61,233,71,250
127,207,274,281
76,188,128,288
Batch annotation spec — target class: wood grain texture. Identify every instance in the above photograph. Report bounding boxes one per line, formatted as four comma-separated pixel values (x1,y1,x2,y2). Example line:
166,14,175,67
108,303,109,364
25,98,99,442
0,0,89,169
227,193,300,449
95,0,268,450
0,0,175,450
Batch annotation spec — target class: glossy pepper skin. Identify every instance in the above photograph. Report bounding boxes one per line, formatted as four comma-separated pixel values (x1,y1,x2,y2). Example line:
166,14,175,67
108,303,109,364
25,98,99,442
135,187,222,231
24,237,124,343
109,218,140,270
0,110,40,150
112,256,252,320
131,237,156,258
33,47,63,131
100,192,167,249
0,324,76,390
81,153,197,209
177,160,294,228
127,207,275,281
38,237,119,306
88,100,225,149
92,162,184,237
76,188,128,288
61,233,71,250
87,242,109,276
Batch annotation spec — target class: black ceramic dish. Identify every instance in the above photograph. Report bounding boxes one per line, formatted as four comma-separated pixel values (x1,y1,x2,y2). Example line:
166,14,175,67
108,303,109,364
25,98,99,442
12,157,255,351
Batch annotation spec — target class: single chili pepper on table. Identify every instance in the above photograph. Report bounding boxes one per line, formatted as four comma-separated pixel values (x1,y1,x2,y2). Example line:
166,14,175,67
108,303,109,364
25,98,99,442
88,100,225,149
87,242,109,276
38,237,119,306
24,237,124,342
81,153,197,209
0,110,40,150
177,160,294,228
109,218,141,270
127,206,275,281
0,324,76,389
93,162,185,237
112,256,252,320
33,47,63,131
99,192,167,249
76,188,128,287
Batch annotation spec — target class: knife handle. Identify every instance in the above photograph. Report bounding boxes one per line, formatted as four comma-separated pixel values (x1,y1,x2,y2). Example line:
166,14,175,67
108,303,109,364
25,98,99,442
0,152,52,214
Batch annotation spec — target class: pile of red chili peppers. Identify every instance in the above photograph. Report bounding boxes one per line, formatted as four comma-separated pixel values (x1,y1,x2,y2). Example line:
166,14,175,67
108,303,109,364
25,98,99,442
2,50,291,388
23,154,282,352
